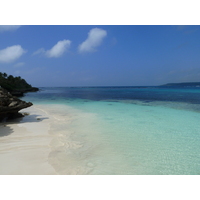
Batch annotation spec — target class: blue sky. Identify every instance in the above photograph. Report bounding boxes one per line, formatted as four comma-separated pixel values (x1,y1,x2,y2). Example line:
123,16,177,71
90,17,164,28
0,25,200,87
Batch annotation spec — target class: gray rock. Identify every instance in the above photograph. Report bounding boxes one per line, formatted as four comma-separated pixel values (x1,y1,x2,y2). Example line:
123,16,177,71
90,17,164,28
0,88,33,121
8,101,18,107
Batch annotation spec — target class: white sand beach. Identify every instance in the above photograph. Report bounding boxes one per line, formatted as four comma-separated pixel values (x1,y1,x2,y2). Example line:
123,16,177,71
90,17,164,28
0,106,57,175
0,103,133,175
0,104,101,175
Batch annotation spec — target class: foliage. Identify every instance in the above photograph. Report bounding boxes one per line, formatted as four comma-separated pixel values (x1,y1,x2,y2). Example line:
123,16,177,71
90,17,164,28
0,72,32,91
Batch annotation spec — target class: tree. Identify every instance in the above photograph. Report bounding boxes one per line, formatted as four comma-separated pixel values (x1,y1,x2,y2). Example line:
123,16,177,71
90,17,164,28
3,73,7,78
0,72,35,93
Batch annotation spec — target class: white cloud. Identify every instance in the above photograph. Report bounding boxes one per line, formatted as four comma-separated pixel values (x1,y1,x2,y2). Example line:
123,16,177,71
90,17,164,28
46,40,71,58
78,28,107,53
33,40,71,58
0,45,26,63
0,25,21,32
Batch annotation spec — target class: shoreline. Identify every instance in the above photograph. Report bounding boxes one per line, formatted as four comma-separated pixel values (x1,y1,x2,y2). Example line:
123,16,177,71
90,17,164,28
0,103,129,175
0,105,57,175
0,103,104,175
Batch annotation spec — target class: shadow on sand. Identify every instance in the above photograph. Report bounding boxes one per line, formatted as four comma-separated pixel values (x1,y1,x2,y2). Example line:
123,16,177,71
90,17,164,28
0,113,49,137
0,125,13,137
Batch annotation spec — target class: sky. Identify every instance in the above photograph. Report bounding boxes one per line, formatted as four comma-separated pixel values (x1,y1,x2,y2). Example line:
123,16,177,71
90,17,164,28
0,25,200,87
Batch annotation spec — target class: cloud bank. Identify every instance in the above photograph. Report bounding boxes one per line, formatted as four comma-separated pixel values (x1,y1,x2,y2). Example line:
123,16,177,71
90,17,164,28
0,25,21,32
33,40,71,58
78,28,107,53
0,45,26,63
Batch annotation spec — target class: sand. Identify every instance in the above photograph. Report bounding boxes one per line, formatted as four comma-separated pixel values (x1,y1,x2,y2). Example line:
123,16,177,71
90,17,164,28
0,104,104,175
0,106,57,175
0,103,135,175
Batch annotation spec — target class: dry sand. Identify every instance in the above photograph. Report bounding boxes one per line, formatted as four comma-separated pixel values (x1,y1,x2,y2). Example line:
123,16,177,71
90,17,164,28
0,106,57,175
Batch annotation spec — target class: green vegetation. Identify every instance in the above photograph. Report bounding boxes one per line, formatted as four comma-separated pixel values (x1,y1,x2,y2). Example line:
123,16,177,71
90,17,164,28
0,72,32,91
0,72,38,96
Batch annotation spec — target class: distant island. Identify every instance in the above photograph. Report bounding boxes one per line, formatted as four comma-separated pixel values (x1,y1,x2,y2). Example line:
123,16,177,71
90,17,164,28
160,82,200,87
0,72,39,96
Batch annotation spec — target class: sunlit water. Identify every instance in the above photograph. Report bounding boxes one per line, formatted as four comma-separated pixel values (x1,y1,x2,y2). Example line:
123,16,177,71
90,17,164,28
22,87,200,174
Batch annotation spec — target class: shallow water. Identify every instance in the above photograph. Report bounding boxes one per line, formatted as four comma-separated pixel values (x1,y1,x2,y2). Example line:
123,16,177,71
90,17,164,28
22,87,200,174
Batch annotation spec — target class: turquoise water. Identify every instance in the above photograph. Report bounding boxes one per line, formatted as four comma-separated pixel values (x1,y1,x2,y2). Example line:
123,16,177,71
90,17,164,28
22,87,200,174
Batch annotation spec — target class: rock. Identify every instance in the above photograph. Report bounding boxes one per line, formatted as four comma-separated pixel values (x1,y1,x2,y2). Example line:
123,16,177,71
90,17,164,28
10,87,39,97
10,91,24,97
0,87,33,121
8,101,18,107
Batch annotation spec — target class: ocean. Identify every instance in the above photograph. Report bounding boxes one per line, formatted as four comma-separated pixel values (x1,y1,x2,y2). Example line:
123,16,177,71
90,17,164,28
21,86,200,174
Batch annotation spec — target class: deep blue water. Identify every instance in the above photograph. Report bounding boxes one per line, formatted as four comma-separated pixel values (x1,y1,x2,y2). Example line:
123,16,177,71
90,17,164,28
24,86,200,104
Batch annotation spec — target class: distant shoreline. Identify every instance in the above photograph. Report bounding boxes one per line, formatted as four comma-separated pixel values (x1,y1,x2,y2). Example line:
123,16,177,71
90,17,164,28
37,82,200,88
160,82,200,87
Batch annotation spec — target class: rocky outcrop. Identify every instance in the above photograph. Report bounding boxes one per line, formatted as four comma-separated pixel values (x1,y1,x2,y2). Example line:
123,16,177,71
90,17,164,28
0,87,33,121
10,87,39,97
